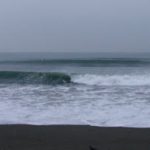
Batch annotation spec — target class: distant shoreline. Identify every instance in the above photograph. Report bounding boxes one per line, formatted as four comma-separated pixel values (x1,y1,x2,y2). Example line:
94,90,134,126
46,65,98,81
0,124,150,150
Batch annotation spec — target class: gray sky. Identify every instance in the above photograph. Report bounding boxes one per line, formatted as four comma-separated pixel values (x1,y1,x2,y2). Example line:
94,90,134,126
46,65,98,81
0,0,150,52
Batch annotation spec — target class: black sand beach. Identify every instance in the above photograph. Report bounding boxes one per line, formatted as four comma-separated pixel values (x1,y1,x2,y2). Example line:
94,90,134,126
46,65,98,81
0,125,150,150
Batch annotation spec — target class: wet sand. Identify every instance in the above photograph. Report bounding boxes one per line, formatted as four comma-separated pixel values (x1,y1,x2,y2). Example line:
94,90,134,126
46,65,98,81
0,125,150,150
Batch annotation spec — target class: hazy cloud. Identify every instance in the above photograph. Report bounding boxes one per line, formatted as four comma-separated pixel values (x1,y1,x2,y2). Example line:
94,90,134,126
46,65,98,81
0,0,150,52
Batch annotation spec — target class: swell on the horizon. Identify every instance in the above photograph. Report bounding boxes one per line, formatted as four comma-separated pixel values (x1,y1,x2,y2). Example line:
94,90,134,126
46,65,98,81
1,58,150,66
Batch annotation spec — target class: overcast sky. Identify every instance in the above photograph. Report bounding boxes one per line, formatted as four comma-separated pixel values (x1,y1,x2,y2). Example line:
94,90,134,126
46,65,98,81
0,0,150,52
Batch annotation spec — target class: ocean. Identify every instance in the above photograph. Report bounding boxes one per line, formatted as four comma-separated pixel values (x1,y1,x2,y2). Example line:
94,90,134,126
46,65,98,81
1,52,150,127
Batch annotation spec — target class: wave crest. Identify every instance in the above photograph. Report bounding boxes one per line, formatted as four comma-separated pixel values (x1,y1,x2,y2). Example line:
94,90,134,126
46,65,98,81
0,71,71,84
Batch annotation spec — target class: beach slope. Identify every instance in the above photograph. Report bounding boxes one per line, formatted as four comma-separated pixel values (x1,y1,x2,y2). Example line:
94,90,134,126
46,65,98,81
0,125,150,150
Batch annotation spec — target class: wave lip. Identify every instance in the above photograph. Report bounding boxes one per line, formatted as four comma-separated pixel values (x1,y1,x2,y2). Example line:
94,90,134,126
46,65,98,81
0,71,71,84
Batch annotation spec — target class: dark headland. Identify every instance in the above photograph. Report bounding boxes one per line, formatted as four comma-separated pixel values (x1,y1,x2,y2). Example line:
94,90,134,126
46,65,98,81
0,125,150,150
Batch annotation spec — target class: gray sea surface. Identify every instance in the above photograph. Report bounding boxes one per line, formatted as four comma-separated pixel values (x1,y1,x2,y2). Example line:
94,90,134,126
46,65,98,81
0,52,150,127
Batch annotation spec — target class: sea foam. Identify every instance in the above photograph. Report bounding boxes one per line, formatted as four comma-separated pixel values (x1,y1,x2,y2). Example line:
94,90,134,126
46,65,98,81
72,74,150,86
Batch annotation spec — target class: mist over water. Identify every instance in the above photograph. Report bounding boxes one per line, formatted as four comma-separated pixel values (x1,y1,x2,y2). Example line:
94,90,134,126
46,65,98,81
1,52,150,127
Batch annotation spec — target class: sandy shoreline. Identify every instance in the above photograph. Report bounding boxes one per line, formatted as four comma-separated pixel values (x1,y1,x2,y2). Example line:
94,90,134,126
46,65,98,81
0,125,150,150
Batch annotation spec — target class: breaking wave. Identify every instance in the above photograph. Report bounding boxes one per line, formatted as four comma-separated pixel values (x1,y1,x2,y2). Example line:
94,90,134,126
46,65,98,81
72,74,150,86
0,71,71,84
1,71,150,86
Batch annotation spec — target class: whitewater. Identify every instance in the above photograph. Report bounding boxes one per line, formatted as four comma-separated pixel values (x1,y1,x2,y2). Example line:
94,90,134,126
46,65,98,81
1,53,150,127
